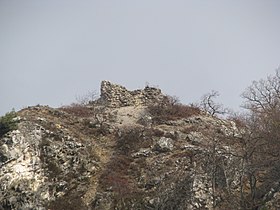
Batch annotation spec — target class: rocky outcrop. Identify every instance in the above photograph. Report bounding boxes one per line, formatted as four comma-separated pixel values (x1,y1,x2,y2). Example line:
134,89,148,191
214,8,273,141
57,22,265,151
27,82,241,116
154,137,174,152
0,125,48,210
97,80,166,107
0,107,100,210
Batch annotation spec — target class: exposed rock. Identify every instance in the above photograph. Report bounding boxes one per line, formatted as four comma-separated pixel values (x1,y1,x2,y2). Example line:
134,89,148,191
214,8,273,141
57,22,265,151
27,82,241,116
0,125,49,210
132,148,152,158
187,131,205,145
0,107,100,210
154,137,174,152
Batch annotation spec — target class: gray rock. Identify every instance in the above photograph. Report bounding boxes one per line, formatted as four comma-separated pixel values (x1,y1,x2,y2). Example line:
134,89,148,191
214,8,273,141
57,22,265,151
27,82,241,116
154,137,174,152
187,132,204,144
132,148,152,158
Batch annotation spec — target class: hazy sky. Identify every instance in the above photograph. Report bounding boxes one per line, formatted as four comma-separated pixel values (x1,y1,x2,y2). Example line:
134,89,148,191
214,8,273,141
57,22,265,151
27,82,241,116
1,0,280,115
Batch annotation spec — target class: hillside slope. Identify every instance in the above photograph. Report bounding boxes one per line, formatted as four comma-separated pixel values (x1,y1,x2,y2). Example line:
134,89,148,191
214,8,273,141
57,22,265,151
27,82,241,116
0,81,279,210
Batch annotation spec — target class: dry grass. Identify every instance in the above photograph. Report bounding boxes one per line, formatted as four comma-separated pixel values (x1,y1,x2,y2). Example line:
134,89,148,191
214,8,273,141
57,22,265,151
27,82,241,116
59,104,94,117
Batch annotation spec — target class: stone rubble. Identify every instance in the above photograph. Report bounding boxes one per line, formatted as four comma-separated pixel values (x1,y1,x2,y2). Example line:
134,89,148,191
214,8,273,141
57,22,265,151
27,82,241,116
96,80,167,108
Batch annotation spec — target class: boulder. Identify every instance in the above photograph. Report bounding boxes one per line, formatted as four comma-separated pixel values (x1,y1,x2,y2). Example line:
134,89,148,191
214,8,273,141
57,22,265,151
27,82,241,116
154,137,174,152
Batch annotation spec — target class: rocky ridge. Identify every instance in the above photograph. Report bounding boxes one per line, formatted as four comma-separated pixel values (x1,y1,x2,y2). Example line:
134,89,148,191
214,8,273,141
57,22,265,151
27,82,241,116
0,81,279,210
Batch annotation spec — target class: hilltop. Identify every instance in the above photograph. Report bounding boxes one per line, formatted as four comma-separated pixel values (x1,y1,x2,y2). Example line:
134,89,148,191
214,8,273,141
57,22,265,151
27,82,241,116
0,81,280,210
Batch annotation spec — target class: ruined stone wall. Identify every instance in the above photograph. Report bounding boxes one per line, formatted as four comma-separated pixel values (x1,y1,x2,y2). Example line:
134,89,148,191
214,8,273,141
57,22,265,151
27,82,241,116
97,80,166,107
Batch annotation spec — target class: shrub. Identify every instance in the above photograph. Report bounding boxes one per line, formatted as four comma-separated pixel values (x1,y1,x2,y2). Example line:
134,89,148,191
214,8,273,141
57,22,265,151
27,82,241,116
99,155,134,197
75,90,98,105
148,96,200,124
116,128,154,154
0,110,18,137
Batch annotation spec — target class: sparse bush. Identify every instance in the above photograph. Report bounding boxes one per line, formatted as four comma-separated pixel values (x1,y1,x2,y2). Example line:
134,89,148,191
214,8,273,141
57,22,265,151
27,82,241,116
60,103,94,117
99,155,134,197
148,96,200,124
75,90,98,105
0,110,18,137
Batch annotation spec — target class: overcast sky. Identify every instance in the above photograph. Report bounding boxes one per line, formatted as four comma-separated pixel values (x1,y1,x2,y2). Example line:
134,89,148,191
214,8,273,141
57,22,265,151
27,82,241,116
1,0,280,115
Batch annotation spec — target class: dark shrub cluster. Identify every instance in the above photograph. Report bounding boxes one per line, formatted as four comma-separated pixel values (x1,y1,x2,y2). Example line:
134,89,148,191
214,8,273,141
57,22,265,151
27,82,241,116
0,110,18,137
117,128,154,154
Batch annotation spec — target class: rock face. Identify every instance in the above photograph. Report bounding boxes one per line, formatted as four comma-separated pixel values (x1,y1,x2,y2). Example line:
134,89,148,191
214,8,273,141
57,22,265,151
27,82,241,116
0,81,279,210
0,108,97,210
98,80,166,107
0,126,48,210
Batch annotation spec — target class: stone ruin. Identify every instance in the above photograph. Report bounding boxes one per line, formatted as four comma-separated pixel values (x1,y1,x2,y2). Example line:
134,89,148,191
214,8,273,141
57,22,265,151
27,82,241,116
96,80,167,108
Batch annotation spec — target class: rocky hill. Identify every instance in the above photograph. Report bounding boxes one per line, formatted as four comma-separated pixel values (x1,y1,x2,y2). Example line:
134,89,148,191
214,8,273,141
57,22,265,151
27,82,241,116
0,81,279,210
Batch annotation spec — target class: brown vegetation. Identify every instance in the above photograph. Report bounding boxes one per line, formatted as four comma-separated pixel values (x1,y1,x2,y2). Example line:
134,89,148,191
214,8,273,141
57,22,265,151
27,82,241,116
148,96,200,124
99,155,134,196
59,103,94,117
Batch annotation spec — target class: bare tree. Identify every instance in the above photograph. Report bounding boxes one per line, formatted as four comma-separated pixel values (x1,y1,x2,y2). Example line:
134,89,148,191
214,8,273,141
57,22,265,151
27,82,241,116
242,69,280,113
240,69,280,209
200,90,226,116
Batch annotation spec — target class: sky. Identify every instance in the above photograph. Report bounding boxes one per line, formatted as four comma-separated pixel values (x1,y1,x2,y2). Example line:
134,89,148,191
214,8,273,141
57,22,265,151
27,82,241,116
1,0,280,115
